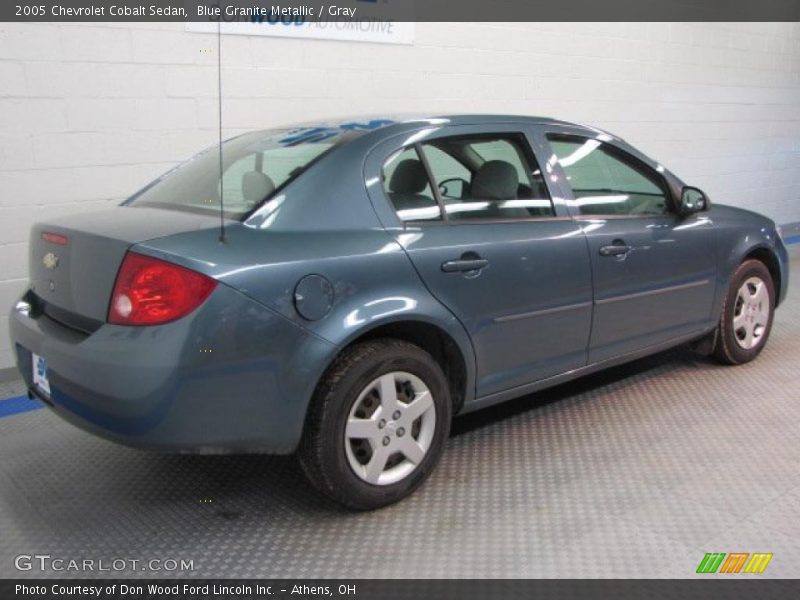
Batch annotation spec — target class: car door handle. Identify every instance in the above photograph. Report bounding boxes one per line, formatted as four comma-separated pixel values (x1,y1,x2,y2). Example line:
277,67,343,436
441,257,489,273
599,241,632,257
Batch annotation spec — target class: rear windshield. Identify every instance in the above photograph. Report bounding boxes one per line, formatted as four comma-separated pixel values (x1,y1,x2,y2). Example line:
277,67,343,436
126,127,361,219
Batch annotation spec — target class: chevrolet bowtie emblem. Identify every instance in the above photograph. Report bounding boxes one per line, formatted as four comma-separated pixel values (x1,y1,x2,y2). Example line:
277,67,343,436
43,252,59,270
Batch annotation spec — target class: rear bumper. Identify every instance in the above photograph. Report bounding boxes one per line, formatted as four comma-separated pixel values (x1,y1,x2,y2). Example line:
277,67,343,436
9,284,335,454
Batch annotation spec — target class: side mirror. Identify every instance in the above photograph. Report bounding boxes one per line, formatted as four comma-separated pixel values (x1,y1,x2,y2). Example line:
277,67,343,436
679,186,708,215
439,178,467,199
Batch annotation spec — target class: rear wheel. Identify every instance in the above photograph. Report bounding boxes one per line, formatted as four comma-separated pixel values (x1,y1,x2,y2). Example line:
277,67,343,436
713,259,775,365
298,339,451,510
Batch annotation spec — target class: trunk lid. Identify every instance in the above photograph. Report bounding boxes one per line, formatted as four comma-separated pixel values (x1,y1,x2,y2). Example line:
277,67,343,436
29,206,223,325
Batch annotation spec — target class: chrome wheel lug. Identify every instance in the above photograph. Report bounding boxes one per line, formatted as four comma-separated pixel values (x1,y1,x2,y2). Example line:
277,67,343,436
397,427,406,437
382,436,390,446
392,410,401,420
378,419,386,429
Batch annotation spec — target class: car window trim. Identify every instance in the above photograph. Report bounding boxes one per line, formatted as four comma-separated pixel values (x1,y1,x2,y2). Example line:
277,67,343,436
414,142,449,224
569,213,680,221
404,215,575,227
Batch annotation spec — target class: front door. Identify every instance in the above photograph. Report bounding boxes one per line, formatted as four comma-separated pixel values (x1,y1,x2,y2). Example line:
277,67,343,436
543,130,717,363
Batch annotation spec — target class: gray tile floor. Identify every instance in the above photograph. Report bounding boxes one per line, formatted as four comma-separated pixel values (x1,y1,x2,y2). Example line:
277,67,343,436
0,379,26,399
1,247,798,579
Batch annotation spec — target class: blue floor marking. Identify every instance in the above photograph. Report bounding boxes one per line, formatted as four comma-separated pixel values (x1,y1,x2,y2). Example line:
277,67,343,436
0,395,44,418
783,234,800,245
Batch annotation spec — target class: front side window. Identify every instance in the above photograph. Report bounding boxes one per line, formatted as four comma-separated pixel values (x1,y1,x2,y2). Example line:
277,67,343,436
547,134,670,216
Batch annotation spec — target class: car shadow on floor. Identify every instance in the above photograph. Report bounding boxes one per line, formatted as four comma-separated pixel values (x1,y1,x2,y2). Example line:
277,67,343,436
4,346,718,540
115,345,712,517
451,345,709,436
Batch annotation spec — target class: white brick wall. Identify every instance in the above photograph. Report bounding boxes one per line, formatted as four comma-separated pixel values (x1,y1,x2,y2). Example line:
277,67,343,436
0,21,799,370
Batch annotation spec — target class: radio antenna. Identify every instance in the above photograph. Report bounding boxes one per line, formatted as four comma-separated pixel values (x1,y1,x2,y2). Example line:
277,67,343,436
217,19,226,243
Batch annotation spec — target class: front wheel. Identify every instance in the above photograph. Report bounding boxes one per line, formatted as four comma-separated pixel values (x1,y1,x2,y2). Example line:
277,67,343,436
298,339,452,510
713,259,775,365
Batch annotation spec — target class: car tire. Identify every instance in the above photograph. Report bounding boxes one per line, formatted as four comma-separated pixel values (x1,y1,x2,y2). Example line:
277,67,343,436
713,259,775,365
298,338,452,510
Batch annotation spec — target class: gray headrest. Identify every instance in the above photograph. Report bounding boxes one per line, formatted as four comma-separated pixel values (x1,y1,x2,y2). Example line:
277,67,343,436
388,159,429,194
471,160,518,201
242,171,275,204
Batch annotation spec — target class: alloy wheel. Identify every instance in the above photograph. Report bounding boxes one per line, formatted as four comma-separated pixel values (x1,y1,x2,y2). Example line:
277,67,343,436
732,276,770,350
344,371,436,486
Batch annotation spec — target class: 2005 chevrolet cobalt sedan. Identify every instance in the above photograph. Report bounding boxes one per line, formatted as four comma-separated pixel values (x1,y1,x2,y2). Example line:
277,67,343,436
10,115,789,509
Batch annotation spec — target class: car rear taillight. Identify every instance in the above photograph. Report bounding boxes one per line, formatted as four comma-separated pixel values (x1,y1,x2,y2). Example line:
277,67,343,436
42,232,68,245
108,252,217,326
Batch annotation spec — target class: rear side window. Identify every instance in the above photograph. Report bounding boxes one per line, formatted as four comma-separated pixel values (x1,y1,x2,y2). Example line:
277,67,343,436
547,134,670,216
422,145,471,185
470,139,530,183
381,147,441,222
381,132,553,223
422,134,552,221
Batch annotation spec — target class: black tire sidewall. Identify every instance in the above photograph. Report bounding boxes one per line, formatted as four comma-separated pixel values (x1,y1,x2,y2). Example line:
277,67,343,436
310,341,451,510
718,260,775,364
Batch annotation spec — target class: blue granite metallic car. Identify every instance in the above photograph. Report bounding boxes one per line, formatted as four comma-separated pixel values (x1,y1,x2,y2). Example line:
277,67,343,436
9,115,789,509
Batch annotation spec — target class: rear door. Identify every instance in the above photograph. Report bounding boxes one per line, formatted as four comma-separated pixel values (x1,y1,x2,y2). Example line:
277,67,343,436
539,126,717,363
366,124,594,399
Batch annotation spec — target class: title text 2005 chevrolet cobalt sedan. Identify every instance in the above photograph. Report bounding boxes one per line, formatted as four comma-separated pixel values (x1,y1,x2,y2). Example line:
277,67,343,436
10,115,789,509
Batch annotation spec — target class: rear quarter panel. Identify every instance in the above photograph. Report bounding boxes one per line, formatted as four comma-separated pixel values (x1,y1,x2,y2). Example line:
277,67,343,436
134,128,479,412
135,227,478,412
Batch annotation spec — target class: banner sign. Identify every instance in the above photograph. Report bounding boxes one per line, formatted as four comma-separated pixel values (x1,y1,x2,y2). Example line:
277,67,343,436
185,19,415,45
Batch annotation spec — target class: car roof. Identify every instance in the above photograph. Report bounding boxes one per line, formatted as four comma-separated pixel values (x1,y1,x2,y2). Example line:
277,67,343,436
316,113,575,127
282,113,606,134
279,114,615,143
420,114,577,126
